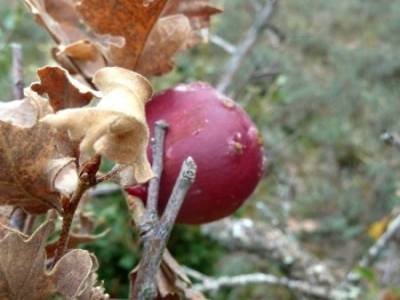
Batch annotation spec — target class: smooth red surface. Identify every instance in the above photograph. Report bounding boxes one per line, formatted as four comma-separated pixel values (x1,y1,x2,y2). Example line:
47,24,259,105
127,82,265,224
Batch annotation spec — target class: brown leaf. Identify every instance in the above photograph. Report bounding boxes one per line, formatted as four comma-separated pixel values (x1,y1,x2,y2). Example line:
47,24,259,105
25,0,107,78
0,218,98,300
135,15,195,76
41,67,153,183
25,0,221,77
31,66,97,112
0,92,78,214
76,0,168,69
25,0,83,43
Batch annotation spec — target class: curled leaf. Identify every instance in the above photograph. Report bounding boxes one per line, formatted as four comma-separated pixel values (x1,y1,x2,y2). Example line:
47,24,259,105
42,67,154,183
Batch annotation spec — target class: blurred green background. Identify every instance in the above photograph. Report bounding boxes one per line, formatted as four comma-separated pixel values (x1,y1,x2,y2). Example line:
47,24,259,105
2,0,400,299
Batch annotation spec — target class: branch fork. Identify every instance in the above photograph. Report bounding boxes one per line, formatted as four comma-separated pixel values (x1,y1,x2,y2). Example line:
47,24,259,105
127,120,198,300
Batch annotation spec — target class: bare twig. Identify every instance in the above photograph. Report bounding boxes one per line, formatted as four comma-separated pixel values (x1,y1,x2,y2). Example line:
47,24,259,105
209,34,236,54
11,43,24,100
201,218,336,285
216,0,278,93
193,272,358,300
131,157,197,300
53,155,101,264
146,120,169,223
9,43,27,231
96,165,125,184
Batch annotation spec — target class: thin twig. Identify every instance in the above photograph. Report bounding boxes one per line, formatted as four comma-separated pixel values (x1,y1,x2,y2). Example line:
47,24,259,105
209,34,236,54
9,43,27,231
146,120,169,222
53,155,101,264
201,218,336,285
193,272,358,300
96,164,126,184
131,157,197,300
216,0,278,93
11,43,24,100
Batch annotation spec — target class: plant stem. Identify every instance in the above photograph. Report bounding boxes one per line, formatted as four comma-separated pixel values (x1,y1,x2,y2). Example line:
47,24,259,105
53,155,101,264
9,43,27,231
131,157,197,300
146,120,169,225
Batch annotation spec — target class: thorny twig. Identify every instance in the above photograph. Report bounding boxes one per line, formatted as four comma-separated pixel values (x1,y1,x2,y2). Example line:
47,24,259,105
127,121,197,300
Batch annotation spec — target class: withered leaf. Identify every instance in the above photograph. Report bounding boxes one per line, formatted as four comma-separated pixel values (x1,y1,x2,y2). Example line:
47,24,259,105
25,0,221,77
76,0,168,70
0,92,78,214
42,67,154,183
31,66,97,112
0,218,98,300
135,15,195,76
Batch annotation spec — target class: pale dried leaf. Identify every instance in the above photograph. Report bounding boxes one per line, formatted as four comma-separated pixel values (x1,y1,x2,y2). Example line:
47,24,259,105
0,218,97,300
41,67,153,183
0,93,78,214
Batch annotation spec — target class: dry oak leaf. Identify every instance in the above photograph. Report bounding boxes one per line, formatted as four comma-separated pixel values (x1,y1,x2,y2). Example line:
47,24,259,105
0,218,98,300
134,14,195,76
41,67,154,183
31,65,98,112
76,0,169,70
25,0,107,78
0,92,78,214
25,0,221,77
